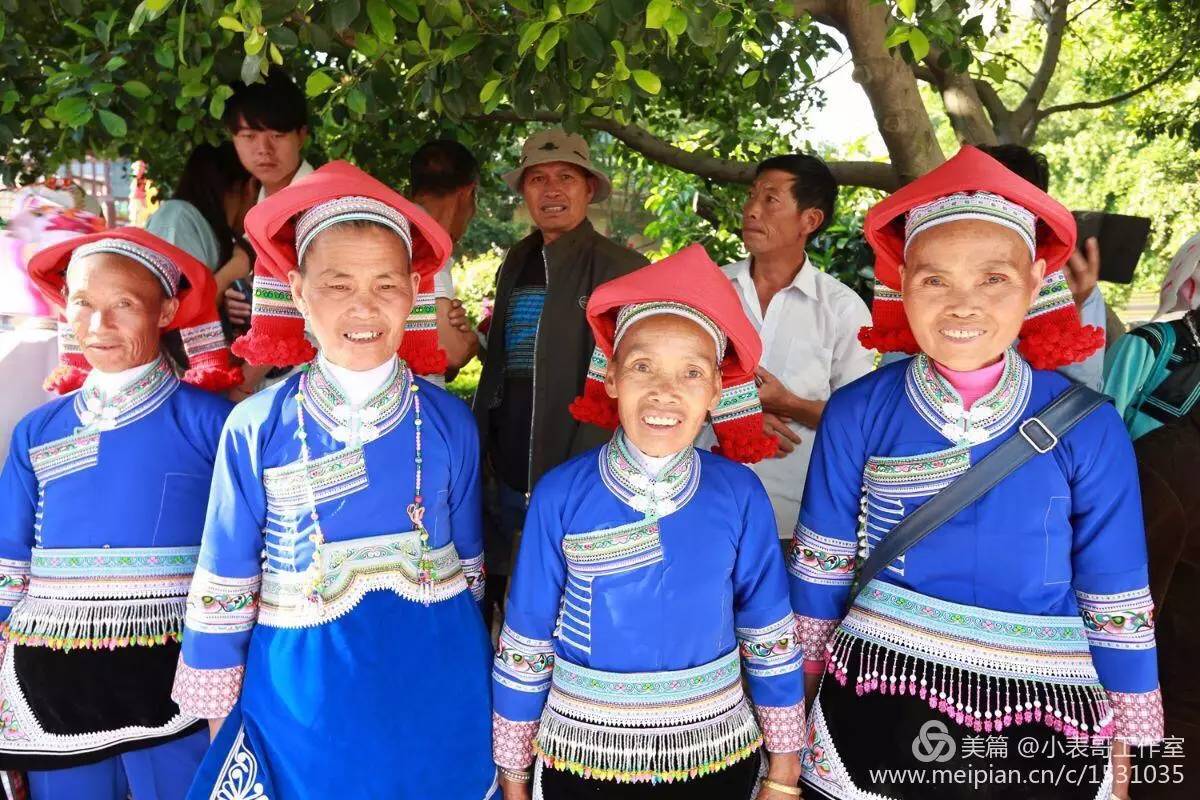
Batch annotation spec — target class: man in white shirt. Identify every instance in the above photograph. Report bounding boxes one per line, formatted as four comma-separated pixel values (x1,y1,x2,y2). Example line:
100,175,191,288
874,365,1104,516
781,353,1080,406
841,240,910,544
721,154,875,539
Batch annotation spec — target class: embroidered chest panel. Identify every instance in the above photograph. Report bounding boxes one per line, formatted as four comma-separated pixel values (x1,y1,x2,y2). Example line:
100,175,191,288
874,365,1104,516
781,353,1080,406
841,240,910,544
561,519,664,577
597,431,700,517
29,433,100,484
263,446,369,516
863,445,972,499
905,350,1031,447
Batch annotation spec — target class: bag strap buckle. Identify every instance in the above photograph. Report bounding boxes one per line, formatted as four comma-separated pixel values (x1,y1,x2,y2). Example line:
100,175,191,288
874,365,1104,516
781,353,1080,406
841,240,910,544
1019,417,1059,454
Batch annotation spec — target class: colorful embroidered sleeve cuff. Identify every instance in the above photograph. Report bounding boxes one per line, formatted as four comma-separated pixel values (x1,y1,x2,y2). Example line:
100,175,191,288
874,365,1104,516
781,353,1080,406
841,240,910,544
0,558,31,611
183,567,260,635
493,712,539,770
737,614,802,679
755,703,806,753
1075,587,1156,652
461,553,485,604
493,625,555,695
795,615,840,663
787,524,858,588
171,658,245,718
1108,688,1165,745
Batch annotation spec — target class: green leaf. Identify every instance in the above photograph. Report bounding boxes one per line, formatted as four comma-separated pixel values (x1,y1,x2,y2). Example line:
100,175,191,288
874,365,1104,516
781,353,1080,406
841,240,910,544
742,39,764,61
305,70,336,96
240,53,263,84
565,0,595,14
479,77,501,103
347,87,367,115
446,32,481,60
366,0,396,43
713,10,732,27
884,24,910,49
181,81,207,97
664,8,687,36
245,29,265,55
122,80,152,99
907,27,930,61
536,24,561,61
417,18,431,51
518,21,546,55
330,0,361,31
611,39,626,63
51,96,89,123
269,43,283,64
98,109,127,137
104,56,127,72
154,43,174,68
631,69,660,94
572,20,605,62
897,0,917,17
546,2,563,22
645,0,671,30
208,84,233,119
217,15,243,32
742,69,760,88
64,21,95,39
390,0,419,23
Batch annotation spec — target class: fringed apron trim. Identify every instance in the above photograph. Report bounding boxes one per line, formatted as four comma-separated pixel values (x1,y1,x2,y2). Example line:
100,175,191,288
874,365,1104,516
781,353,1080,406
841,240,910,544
258,530,468,629
825,580,1115,741
2,595,186,651
533,650,762,783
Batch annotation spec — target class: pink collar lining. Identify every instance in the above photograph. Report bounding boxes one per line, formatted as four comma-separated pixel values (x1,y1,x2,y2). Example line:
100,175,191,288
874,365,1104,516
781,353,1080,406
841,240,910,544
932,358,1006,410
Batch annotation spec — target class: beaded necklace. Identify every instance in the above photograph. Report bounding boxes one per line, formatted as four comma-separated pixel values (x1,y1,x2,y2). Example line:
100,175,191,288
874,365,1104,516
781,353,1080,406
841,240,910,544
293,362,436,607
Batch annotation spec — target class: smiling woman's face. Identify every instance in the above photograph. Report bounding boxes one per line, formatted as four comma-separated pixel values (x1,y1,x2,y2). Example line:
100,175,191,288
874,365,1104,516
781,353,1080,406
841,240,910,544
901,218,1045,371
604,314,722,457
288,223,420,371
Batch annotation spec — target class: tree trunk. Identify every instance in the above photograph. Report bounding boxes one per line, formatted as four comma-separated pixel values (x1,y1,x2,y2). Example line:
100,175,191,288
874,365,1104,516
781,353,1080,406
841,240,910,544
925,60,999,146
825,0,946,183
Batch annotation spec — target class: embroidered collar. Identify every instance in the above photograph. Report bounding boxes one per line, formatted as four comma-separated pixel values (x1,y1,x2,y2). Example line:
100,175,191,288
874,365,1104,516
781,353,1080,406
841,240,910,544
598,429,701,518
299,357,415,446
905,349,1031,446
73,356,179,433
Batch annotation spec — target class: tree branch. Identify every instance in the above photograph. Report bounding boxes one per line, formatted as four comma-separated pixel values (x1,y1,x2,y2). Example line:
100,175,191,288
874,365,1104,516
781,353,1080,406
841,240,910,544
1013,0,1070,127
474,109,900,191
1036,51,1189,118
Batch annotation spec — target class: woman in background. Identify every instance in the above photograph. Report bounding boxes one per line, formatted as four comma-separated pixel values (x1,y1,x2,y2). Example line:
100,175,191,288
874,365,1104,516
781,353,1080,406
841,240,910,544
146,142,259,296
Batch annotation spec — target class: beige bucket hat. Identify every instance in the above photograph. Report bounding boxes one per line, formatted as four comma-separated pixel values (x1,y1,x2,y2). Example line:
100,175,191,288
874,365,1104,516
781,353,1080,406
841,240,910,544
501,128,612,203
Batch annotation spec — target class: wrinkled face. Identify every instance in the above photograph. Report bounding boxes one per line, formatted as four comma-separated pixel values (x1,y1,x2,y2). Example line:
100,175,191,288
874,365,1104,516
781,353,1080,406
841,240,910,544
521,162,595,240
741,169,823,257
901,219,1045,371
64,253,178,373
289,224,421,371
605,314,722,457
231,117,307,191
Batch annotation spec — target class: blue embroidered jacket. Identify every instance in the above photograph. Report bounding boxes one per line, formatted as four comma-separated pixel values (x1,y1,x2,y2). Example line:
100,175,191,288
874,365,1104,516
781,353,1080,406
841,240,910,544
492,430,804,774
789,350,1162,740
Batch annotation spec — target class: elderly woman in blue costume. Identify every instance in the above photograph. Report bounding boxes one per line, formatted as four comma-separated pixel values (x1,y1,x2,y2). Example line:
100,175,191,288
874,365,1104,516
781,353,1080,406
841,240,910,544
0,228,239,799
172,161,496,799
493,245,805,800
790,146,1162,800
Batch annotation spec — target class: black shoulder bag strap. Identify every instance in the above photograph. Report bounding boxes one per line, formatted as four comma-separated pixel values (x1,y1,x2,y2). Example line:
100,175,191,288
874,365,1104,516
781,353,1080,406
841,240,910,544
845,383,1109,613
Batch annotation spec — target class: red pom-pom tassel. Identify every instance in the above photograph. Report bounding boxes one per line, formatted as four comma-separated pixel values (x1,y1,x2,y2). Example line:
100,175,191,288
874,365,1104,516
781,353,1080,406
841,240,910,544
183,365,245,393
713,425,778,464
568,379,620,430
231,329,316,367
399,331,448,377
1018,323,1105,370
43,364,87,394
858,324,920,355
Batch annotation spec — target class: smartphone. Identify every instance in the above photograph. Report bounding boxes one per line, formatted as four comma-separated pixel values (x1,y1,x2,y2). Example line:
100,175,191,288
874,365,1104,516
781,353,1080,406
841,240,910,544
1071,211,1151,285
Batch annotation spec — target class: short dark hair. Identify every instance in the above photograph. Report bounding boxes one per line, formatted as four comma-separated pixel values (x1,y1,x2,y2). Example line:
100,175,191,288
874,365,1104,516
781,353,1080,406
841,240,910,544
223,67,307,133
410,139,480,197
755,154,838,235
977,145,1049,191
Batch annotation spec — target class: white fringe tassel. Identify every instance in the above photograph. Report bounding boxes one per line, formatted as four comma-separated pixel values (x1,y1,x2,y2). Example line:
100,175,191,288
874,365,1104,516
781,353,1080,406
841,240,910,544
4,596,186,649
536,698,762,781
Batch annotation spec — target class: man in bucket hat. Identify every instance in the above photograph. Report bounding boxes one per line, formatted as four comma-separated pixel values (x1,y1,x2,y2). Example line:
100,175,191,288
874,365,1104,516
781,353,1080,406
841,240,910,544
474,129,647,625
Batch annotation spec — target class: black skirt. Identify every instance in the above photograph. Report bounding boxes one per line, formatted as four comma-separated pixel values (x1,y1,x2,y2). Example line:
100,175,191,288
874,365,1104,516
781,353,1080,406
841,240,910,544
538,750,764,799
803,672,1111,800
0,641,203,770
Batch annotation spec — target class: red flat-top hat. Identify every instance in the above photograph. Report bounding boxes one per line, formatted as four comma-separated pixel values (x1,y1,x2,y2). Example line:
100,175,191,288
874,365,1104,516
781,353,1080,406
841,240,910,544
570,244,777,463
860,145,1103,369
236,160,453,375
27,227,243,393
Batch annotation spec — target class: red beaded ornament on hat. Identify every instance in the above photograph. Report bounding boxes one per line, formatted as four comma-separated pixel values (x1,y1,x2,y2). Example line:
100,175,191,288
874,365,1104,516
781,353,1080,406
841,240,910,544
292,363,438,607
